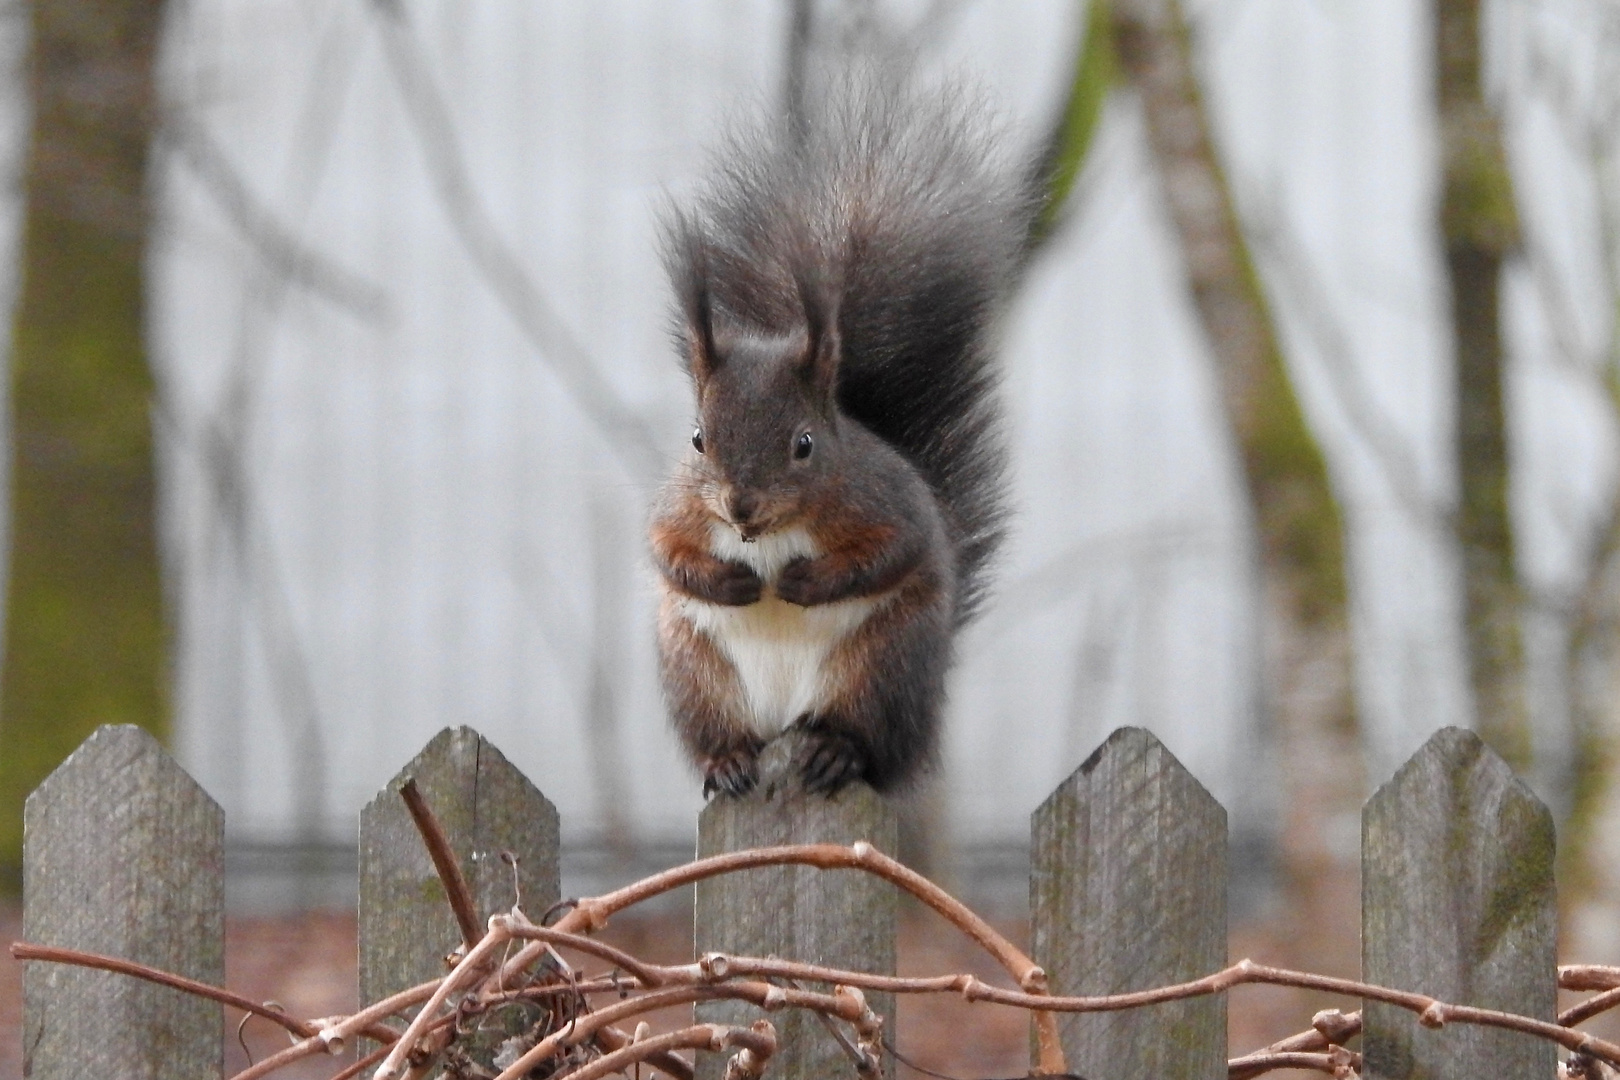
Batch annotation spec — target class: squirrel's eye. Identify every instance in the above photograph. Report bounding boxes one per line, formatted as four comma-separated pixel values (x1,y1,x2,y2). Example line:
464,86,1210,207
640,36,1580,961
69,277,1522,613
692,427,705,454
794,431,814,460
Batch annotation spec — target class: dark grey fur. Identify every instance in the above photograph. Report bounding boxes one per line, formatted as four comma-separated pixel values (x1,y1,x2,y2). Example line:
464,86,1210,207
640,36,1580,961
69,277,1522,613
661,72,1026,623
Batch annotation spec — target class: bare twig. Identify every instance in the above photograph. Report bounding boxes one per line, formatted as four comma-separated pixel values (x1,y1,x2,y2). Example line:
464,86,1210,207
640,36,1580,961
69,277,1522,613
398,779,481,953
1229,1009,1361,1079
592,1023,696,1080
9,942,394,1046
326,1042,395,1080
569,1023,775,1080
1228,1049,1357,1077
1565,966,1620,992
226,978,446,1080
373,916,515,1079
1565,984,1620,1028
489,980,853,1080
500,921,671,989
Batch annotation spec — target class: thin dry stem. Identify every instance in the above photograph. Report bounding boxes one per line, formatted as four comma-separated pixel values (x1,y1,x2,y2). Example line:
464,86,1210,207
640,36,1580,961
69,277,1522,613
593,1023,696,1080
1229,1051,1348,1076
501,917,671,988
1565,985,1620,1027
490,979,860,1080
1566,965,1620,992
562,1024,775,1080
1229,1009,1361,1079
326,1043,394,1080
9,942,332,1041
373,915,514,1079
398,778,482,953
225,975,450,1080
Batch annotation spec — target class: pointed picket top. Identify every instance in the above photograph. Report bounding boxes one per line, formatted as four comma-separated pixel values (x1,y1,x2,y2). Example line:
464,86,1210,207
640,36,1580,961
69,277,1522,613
694,732,899,1080
1032,726,1227,1079
23,724,224,1078
1362,726,1556,1080
358,727,559,1018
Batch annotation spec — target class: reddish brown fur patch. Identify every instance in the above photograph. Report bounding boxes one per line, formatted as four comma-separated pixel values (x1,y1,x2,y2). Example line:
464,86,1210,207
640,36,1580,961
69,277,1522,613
657,597,755,765
649,497,722,592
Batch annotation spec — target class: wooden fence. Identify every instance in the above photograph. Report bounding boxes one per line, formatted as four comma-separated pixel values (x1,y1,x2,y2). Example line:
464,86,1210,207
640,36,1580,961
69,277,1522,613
13,722,1556,1079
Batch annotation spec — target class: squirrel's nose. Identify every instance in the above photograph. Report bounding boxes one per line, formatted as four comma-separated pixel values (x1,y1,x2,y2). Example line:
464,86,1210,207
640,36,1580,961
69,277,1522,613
728,490,759,525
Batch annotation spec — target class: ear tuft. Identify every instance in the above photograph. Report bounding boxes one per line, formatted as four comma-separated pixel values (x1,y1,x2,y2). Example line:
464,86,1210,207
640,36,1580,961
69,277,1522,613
793,261,842,404
669,214,721,381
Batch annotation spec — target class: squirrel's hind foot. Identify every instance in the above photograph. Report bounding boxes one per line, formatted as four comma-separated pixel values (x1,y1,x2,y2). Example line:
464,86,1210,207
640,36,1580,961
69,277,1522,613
701,739,764,798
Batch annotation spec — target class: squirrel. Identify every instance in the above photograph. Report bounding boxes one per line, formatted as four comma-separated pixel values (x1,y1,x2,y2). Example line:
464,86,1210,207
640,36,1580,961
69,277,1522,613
649,71,1026,797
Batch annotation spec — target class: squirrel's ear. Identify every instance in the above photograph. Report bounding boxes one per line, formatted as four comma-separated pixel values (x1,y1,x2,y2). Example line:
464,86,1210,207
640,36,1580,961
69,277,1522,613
795,267,841,405
684,273,721,381
671,225,721,380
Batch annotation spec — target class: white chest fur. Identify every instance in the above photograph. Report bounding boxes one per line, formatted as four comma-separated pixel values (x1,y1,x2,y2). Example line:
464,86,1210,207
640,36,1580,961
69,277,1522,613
675,524,884,735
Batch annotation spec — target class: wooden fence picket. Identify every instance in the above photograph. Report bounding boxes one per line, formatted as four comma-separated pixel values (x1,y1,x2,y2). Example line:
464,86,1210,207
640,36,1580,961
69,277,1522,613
1031,725,1228,1079
21,724,224,1079
357,726,559,1064
693,732,899,1080
1361,726,1557,1079
10,720,1594,1079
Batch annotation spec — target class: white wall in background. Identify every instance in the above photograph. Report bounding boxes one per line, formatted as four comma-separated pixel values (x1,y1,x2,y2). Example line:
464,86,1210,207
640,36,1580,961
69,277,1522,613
151,0,1610,853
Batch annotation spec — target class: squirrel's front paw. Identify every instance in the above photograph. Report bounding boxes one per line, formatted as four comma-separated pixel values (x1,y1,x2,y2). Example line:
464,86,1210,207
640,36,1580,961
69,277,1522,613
775,557,830,606
798,729,867,795
702,740,764,798
709,562,764,606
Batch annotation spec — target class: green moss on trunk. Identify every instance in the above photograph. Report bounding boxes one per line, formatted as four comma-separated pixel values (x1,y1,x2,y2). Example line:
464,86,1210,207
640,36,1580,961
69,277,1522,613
1112,0,1347,630
0,0,168,888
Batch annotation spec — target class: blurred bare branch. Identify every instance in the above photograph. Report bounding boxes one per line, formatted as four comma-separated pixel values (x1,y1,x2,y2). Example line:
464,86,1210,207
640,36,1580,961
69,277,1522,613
1245,194,1450,531
161,118,390,321
368,0,664,479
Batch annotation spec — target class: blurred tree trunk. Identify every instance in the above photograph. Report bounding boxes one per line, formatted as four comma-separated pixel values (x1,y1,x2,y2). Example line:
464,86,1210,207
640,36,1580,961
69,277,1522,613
1109,0,1355,954
1110,0,1346,628
0,0,168,886
1436,0,1526,767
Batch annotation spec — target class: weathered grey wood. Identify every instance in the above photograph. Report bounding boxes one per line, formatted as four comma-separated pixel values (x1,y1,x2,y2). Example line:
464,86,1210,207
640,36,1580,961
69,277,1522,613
359,726,559,1062
1031,726,1227,1080
694,733,898,1080
22,724,224,1079
1362,726,1556,1079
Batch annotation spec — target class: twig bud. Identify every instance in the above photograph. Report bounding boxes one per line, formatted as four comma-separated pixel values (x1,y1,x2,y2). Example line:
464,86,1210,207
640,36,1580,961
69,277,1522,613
1312,1008,1361,1043
315,1022,345,1055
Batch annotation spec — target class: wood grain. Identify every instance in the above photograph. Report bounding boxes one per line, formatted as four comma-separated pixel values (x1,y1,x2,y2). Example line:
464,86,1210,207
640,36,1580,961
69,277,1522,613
1031,726,1227,1079
358,726,559,1067
21,724,224,1078
1362,726,1555,1079
693,732,898,1080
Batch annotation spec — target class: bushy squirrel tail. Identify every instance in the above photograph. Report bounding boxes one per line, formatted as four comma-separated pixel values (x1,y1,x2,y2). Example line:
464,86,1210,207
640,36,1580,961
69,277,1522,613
664,69,1028,622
